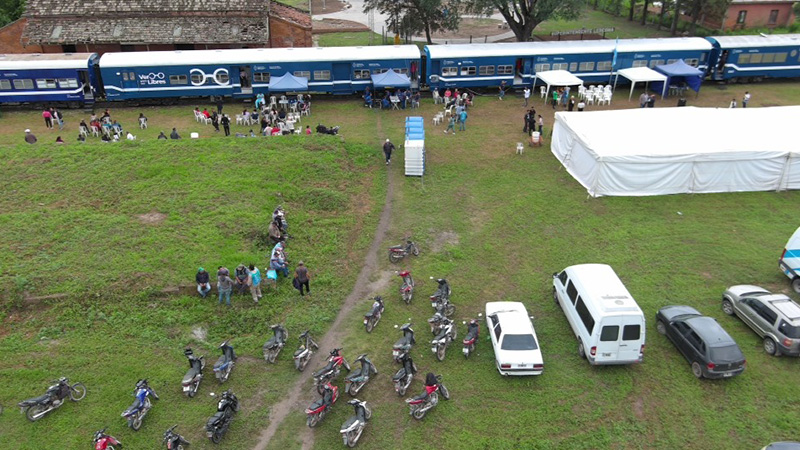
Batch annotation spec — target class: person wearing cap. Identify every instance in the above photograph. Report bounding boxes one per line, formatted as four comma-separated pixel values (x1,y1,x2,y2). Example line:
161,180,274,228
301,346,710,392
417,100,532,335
294,261,310,296
196,268,211,298
24,129,37,144
383,138,395,165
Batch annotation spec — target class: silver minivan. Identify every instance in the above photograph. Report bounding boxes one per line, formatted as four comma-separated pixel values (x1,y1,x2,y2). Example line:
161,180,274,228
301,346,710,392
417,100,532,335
722,285,800,356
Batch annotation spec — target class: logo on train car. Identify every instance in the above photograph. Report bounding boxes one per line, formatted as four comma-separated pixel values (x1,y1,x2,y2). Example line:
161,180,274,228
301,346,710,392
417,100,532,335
139,72,166,85
189,68,230,86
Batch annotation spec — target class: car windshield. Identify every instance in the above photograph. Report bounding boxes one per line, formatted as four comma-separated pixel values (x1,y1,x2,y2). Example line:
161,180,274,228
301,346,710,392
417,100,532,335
709,344,743,362
501,334,538,351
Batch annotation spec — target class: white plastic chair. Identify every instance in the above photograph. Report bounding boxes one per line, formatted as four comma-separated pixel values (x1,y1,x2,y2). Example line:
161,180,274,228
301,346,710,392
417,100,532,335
539,86,546,98
90,125,100,137
269,96,277,108
194,111,203,122
139,117,147,129
444,105,454,117
235,115,244,125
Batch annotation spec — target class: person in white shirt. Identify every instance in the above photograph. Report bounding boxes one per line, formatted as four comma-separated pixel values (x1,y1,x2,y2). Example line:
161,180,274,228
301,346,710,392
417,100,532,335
523,87,531,107
729,98,737,108
742,91,751,108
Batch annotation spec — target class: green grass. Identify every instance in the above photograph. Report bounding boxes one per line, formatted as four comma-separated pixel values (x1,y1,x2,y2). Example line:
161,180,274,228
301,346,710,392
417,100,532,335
2,81,800,450
537,8,672,39
317,32,384,47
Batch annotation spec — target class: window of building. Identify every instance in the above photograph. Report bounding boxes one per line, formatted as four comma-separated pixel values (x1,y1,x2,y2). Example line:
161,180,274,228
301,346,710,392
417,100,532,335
552,63,568,70
768,9,779,25
497,65,514,75
0,79,11,90
596,61,612,71
737,10,747,24
479,65,495,76
313,70,331,81
632,60,648,68
13,79,33,89
170,74,188,85
649,59,665,68
36,79,57,89
58,78,79,88
353,69,370,79
569,62,578,72
441,67,458,76
578,62,595,71
461,66,476,76
575,297,595,334
534,63,551,72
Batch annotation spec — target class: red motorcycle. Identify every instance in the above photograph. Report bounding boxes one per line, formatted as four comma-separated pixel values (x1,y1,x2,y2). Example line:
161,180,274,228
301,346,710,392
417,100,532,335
312,348,351,394
305,382,338,427
397,270,414,304
406,373,450,420
93,428,122,450
388,237,419,264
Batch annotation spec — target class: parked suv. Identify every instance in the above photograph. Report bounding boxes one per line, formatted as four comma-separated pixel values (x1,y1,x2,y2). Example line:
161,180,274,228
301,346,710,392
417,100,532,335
722,285,800,356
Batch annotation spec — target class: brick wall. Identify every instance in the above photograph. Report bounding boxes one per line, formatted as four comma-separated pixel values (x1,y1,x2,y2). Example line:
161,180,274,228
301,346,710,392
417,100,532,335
269,16,311,47
722,3,795,30
0,19,43,53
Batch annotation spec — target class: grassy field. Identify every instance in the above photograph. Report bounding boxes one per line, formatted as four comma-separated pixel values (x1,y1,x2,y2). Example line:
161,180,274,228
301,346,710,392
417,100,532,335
1,79,800,450
536,8,672,39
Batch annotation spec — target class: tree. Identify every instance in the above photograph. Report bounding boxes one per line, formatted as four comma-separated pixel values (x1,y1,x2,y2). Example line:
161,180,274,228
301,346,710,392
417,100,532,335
640,0,650,25
0,0,25,28
363,0,461,44
465,0,584,42
629,0,637,21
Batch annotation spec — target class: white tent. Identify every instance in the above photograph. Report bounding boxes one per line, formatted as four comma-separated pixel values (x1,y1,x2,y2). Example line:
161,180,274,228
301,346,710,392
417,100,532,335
550,106,800,197
613,67,668,100
532,70,584,104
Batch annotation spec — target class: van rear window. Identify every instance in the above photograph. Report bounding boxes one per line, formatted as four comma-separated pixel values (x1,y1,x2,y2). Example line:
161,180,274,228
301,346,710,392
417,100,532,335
623,324,641,341
600,326,619,341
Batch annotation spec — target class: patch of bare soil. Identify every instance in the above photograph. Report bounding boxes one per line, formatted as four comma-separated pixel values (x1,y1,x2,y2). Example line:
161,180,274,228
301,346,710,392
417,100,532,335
136,211,167,225
430,17,503,39
312,18,369,34
430,231,460,253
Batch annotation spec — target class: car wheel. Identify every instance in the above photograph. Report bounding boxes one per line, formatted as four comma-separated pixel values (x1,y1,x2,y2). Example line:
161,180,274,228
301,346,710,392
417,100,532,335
691,361,703,379
578,341,586,359
763,337,779,356
656,320,666,335
792,278,800,294
721,299,734,316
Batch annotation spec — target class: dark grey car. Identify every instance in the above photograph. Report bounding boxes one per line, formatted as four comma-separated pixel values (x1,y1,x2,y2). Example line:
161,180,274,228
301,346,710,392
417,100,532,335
656,306,746,379
722,285,800,356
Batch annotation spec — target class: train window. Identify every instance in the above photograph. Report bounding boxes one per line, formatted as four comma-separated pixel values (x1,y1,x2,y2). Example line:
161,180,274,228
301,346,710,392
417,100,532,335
762,53,775,64
36,79,57,89
293,71,310,80
58,78,79,88
578,62,594,71
441,67,458,76
253,72,270,82
569,62,578,72
373,68,388,74
0,79,10,90
479,66,495,75
313,70,331,80
396,68,408,75
632,60,647,68
774,52,787,63
129,72,135,80
667,59,677,64
216,71,230,84
13,79,33,89
534,63,550,72
460,66,476,76
596,61,612,71
122,73,129,81
648,60,664,68
738,54,750,64
749,53,763,64
191,73,204,84
169,75,188,85
684,58,699,67
552,63,568,70
354,69,370,79
497,65,513,75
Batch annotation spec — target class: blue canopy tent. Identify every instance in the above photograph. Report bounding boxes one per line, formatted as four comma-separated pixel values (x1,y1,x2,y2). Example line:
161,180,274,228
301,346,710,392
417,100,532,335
371,69,411,89
652,60,704,97
268,73,308,92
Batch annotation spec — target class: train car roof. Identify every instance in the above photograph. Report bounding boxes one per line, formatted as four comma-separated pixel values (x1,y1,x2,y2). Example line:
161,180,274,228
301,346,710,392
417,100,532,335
707,34,800,48
0,53,95,70
99,45,421,68
425,37,712,59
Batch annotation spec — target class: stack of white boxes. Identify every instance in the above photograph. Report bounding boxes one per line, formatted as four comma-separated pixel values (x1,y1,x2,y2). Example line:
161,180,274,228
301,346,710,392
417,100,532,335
404,116,425,176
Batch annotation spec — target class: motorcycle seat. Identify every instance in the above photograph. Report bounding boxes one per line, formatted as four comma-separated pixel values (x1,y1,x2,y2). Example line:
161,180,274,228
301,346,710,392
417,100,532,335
264,337,278,349
392,368,406,381
313,365,334,379
341,416,360,430
214,355,230,370
434,329,449,341
19,394,50,406
410,391,429,402
389,245,403,250
309,398,325,410
182,367,200,383
123,398,142,415
293,348,305,357
346,366,368,381
207,411,225,428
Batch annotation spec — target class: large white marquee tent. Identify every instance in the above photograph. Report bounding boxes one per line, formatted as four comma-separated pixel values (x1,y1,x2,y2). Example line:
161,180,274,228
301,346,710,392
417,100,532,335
551,106,799,197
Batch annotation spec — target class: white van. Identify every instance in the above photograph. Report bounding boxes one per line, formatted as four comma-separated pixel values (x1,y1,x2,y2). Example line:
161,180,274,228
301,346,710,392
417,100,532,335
552,264,645,365
779,226,800,293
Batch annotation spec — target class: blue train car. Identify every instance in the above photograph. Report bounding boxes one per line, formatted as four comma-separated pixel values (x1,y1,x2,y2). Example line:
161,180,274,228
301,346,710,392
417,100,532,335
424,37,712,89
0,53,98,106
98,45,421,101
706,34,800,82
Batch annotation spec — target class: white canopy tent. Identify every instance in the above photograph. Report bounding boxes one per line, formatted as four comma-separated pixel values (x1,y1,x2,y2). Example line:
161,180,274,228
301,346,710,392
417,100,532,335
613,67,668,100
550,106,800,197
532,70,584,104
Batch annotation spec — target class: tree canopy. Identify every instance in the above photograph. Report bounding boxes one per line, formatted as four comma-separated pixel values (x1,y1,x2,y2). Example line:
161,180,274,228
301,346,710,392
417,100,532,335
465,0,584,41
0,0,25,28
363,0,461,44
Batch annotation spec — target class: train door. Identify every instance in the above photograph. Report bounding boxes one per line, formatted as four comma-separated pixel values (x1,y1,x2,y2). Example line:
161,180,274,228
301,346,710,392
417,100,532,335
514,58,527,85
332,63,351,94
78,70,94,101
238,65,252,95
120,69,139,96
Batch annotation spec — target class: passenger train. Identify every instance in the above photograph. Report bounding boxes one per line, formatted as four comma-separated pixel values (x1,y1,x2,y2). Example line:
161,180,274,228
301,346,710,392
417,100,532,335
0,33,798,107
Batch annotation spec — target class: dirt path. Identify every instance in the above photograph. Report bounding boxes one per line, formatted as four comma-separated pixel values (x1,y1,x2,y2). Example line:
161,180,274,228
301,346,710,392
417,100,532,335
253,119,394,450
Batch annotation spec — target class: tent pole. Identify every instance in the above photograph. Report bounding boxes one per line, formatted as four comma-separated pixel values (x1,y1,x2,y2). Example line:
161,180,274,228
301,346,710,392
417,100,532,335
630,82,634,101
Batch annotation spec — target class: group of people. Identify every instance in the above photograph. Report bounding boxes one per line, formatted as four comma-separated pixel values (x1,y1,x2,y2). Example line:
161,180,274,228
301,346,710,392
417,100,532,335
195,93,311,137
363,87,421,110
729,91,751,108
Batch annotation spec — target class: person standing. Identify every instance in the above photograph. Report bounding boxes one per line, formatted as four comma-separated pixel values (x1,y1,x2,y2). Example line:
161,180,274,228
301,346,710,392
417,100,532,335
568,96,576,112
523,87,530,107
54,108,64,130
170,127,181,139
42,108,53,129
458,109,467,131
729,98,737,108
444,114,456,134
248,264,262,304
216,98,224,115
538,115,544,134
217,267,234,307
196,267,211,298
742,91,750,108
24,129,37,144
639,92,648,108
523,110,531,133
294,261,310,296
221,114,231,136
498,81,506,100
383,138,395,165
647,94,656,108
552,89,559,109
577,100,586,112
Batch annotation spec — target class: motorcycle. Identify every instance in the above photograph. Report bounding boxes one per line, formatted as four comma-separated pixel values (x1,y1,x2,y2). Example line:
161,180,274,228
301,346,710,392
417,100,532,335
392,353,417,396
392,323,416,363
429,278,455,317
431,317,457,361
163,425,190,450
213,340,236,383
181,348,205,398
364,296,384,333
388,237,419,264
405,373,450,420
18,377,87,422
293,330,319,372
463,318,480,358
344,354,378,396
428,312,447,336
340,399,372,448
397,270,414,304
206,390,239,444
121,379,159,431
316,124,340,135
305,381,338,427
263,324,288,363
313,348,351,394
92,428,122,450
